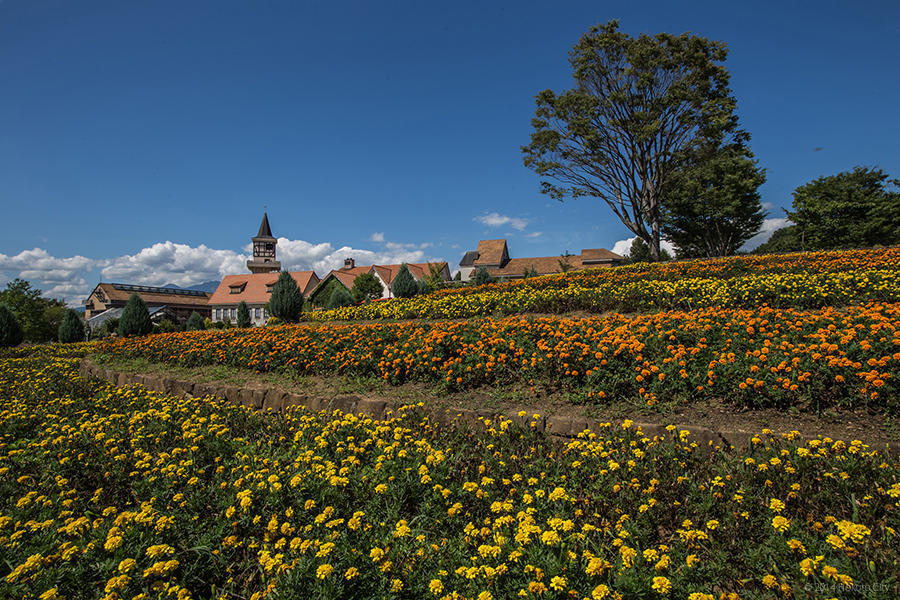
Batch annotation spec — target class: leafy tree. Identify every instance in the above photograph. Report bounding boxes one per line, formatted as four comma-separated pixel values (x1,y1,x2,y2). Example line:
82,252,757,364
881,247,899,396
523,21,742,261
753,225,801,254
102,317,120,337
269,271,304,322
328,287,354,309
625,237,672,263
522,266,539,278
187,311,206,331
662,141,766,257
786,167,900,250
351,273,384,302
58,309,85,343
117,294,152,337
392,264,418,298
236,301,251,327
0,278,67,343
472,267,494,286
425,263,447,290
0,304,24,348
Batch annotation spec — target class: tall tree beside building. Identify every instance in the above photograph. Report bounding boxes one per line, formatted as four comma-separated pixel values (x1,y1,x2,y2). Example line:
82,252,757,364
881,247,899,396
350,273,384,302
0,304,24,348
523,21,742,261
328,287,354,309
472,267,494,286
117,294,152,337
268,271,304,322
0,278,67,343
58,309,85,343
662,140,766,257
392,264,418,298
236,302,251,328
187,311,206,331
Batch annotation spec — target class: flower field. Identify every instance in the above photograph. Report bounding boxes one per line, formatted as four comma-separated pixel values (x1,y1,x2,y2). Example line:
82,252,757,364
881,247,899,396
2,349,899,599
303,248,900,322
101,302,900,411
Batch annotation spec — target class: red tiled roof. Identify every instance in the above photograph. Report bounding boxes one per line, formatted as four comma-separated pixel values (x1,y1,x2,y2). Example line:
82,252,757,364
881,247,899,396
209,271,319,305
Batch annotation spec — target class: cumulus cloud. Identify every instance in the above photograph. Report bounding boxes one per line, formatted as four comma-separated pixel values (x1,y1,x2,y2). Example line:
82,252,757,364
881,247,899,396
370,232,385,242
100,242,247,288
611,236,677,257
0,248,94,302
276,238,432,273
474,212,529,231
741,218,793,251
525,231,543,239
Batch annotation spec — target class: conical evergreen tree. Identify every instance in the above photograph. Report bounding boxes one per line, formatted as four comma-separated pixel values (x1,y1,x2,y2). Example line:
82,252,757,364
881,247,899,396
269,271,303,322
186,311,205,331
392,263,418,298
117,294,153,337
327,287,353,309
58,309,85,343
0,304,24,348
236,301,251,327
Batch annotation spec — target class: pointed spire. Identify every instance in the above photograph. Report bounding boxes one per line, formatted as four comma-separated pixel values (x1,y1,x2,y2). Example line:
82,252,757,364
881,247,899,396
257,212,274,238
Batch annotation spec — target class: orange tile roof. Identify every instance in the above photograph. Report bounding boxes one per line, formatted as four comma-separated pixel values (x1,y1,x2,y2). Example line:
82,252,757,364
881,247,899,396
209,271,319,305
94,283,211,307
473,239,509,266
373,262,447,285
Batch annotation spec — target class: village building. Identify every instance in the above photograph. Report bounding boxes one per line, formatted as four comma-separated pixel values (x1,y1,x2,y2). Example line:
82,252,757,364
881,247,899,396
82,282,212,330
458,239,623,282
307,258,450,308
209,213,319,326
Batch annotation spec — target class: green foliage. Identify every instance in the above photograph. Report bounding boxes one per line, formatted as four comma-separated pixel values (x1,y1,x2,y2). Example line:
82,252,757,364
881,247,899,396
472,267,494,286
453,271,462,281
391,263,419,298
269,271,304,322
0,278,67,343
522,266,539,279
236,301,251,328
117,294,152,337
787,166,900,250
425,263,447,290
266,316,283,327
102,317,120,338
153,319,178,334
624,238,672,263
523,21,742,261
662,141,767,257
328,287,354,309
187,311,206,331
57,309,85,343
350,273,384,302
0,304,24,348
753,225,802,254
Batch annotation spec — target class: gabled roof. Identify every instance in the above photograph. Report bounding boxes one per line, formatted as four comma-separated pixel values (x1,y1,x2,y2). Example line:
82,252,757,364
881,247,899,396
87,283,211,307
581,248,624,263
459,251,479,267
373,262,448,286
255,212,275,239
473,239,509,266
209,271,319,305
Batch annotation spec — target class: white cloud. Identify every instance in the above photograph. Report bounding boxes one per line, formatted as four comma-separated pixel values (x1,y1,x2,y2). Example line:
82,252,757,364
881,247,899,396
741,218,792,251
276,238,432,273
474,212,529,231
525,231,543,239
611,236,677,257
100,242,247,288
0,248,94,303
370,232,385,242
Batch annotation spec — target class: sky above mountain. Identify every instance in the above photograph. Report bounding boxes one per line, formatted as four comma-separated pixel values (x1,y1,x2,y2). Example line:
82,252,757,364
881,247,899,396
1,0,898,304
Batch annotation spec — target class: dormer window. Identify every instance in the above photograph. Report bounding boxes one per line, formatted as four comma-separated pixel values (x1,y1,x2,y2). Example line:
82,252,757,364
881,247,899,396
266,284,275,294
229,282,247,294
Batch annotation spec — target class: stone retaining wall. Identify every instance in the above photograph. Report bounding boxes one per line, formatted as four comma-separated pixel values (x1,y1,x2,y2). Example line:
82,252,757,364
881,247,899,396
80,359,763,452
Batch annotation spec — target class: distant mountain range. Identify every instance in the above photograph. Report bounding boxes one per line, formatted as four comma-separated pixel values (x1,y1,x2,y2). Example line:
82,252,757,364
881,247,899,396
161,281,220,293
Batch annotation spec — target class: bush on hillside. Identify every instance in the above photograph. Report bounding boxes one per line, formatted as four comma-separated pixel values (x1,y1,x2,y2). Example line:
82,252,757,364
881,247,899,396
58,309,85,343
472,267,494,286
117,294,153,337
269,271,304,322
0,304,24,348
392,264,419,298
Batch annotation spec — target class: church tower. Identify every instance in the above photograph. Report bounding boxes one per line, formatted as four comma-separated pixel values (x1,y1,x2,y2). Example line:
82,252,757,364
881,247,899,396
247,212,282,274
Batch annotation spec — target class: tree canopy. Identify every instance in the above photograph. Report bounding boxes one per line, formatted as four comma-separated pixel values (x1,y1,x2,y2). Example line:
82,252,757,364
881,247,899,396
0,304,24,348
58,309,85,343
350,273,384,303
187,311,206,331
117,294,152,337
236,302,251,328
523,21,742,261
268,271,304,323
392,264,418,299
662,140,766,257
328,287,354,309
0,278,67,343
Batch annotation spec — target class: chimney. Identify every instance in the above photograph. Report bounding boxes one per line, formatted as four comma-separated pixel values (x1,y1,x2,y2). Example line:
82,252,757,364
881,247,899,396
344,258,355,269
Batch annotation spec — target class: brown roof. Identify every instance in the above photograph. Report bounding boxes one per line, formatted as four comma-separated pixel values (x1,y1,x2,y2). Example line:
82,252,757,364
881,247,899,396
473,239,509,266
208,271,319,305
373,262,448,286
581,248,624,263
92,283,211,308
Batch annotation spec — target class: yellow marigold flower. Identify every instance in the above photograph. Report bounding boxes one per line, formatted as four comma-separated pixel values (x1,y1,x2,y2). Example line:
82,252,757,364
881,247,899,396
688,594,714,600
118,558,136,573
429,579,443,595
528,581,547,594
390,579,403,592
477,593,492,600
768,498,785,512
375,484,387,494
771,516,791,532
370,547,385,562
705,520,719,530
549,576,567,591
762,574,778,589
316,564,333,579
826,534,845,549
344,567,358,580
394,520,411,537
686,554,699,567
145,544,174,559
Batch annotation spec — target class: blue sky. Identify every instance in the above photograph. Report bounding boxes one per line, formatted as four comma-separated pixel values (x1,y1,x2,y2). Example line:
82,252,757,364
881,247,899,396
1,0,898,303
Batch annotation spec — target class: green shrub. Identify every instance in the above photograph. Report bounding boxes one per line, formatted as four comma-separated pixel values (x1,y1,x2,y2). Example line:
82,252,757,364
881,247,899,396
472,267,494,286
186,311,205,331
269,272,303,322
117,294,152,337
236,301,251,327
392,264,418,298
351,273,384,302
328,287,353,309
58,309,85,343
0,304,24,348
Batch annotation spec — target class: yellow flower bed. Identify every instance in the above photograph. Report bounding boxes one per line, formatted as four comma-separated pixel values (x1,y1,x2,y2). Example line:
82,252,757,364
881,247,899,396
1,349,899,599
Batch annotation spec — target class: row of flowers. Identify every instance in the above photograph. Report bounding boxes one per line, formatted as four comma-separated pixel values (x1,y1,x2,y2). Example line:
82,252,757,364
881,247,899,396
101,302,900,411
305,268,900,321
1,349,898,599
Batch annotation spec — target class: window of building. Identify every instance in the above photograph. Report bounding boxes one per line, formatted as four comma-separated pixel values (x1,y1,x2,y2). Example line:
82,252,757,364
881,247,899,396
230,308,236,319
255,308,261,319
